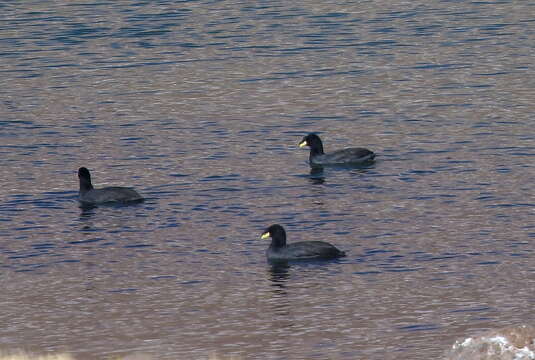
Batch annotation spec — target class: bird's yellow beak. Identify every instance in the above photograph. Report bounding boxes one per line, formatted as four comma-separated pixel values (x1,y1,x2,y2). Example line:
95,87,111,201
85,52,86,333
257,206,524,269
261,232,271,239
298,140,307,148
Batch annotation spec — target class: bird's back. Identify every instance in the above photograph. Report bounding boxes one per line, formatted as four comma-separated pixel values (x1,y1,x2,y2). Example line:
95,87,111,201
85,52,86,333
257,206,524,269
313,147,375,165
268,240,346,261
80,186,143,204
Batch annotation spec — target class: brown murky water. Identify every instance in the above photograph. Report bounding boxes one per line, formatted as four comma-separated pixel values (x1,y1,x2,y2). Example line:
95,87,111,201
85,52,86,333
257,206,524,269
1,1,534,359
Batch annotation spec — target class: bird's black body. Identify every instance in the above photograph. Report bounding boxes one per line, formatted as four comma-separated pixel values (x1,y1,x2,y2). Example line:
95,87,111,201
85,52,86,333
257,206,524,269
299,133,375,166
261,224,346,261
78,167,144,205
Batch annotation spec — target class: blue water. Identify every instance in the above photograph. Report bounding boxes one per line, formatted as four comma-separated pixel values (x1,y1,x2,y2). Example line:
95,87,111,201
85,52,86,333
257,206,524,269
1,1,534,359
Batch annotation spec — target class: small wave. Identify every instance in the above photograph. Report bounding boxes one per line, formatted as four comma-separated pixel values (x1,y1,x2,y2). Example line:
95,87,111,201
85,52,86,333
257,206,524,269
0,350,240,360
445,324,535,360
0,351,74,360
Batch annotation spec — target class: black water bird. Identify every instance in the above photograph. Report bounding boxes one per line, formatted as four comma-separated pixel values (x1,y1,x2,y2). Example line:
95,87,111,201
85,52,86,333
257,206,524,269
261,224,346,261
298,133,375,166
78,167,144,205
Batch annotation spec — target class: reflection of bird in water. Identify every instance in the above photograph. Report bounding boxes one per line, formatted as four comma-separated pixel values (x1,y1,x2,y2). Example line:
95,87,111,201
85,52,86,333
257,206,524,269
267,263,292,319
269,262,291,289
309,166,325,184
79,206,96,219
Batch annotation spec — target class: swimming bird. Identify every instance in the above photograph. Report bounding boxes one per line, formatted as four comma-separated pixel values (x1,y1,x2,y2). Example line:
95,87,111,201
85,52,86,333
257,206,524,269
298,133,375,166
78,167,144,205
261,224,346,261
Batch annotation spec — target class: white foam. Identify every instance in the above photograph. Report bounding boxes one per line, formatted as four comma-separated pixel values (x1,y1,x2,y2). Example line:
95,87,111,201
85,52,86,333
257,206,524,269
485,335,535,359
446,326,535,360
460,337,473,348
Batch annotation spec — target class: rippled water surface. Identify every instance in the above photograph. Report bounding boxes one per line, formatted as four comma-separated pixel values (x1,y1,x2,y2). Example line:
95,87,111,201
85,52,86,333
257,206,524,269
1,1,534,359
